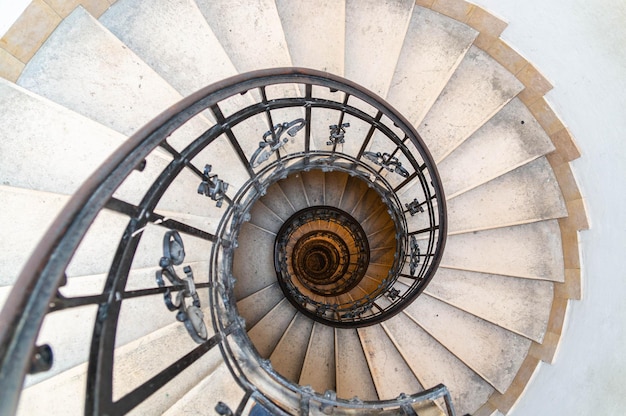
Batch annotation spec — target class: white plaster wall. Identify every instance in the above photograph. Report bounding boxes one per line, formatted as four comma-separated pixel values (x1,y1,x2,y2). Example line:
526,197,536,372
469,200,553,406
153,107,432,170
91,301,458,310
471,0,626,414
0,0,30,36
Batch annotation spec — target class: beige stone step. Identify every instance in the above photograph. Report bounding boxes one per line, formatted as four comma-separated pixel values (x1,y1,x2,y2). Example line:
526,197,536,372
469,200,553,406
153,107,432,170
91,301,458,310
404,293,532,393
418,45,524,162
248,199,285,234
438,98,555,199
18,320,224,415
17,7,208,148
232,222,277,300
275,0,345,75
163,361,244,416
344,0,414,98
237,283,284,330
301,169,326,206
446,157,567,234
99,0,237,97
278,173,309,211
335,327,378,401
382,312,495,416
338,175,369,213
441,220,565,281
358,324,423,400
260,182,297,221
269,313,314,382
386,5,477,126
324,171,349,207
194,0,292,73
425,268,553,342
247,298,297,358
299,322,335,394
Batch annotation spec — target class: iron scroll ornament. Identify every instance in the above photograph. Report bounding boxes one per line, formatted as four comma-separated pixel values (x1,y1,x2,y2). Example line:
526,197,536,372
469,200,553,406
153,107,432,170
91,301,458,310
156,230,208,343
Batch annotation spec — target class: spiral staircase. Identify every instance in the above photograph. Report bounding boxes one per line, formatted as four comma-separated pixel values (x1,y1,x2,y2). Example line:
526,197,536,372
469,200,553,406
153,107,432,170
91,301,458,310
0,0,588,415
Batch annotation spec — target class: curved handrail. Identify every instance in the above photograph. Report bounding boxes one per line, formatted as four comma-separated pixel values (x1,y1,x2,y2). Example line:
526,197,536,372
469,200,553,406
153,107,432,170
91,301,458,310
0,68,447,415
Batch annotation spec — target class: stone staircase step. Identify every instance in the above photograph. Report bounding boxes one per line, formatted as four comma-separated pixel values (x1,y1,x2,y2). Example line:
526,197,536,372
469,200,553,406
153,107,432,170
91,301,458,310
382,312,494,416
301,169,326,207
344,0,414,98
299,322,335,394
441,220,565,281
275,0,345,75
324,171,350,207
404,293,532,393
99,0,237,97
232,223,277,300
269,312,314,382
259,182,297,221
18,320,224,416
163,361,244,416
194,0,292,73
247,298,297,358
447,157,567,234
386,6,477,126
358,324,423,400
237,283,284,330
438,98,555,199
425,268,553,342
17,7,209,148
338,175,369,213
249,199,285,234
418,45,524,162
335,327,378,401
278,173,309,211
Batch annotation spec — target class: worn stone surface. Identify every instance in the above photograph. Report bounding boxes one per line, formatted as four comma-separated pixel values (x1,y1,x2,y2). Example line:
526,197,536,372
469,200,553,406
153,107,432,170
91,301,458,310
299,322,335,393
335,327,378,401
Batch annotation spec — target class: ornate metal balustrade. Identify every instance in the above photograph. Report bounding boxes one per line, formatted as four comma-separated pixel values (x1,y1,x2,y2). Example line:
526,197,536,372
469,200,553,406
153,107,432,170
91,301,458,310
0,68,448,415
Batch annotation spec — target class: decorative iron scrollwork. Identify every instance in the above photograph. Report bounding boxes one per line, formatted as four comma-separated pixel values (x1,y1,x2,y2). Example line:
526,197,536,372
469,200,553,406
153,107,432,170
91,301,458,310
327,122,350,145
156,230,208,344
387,288,400,301
250,118,306,167
198,164,229,208
409,236,421,276
363,151,409,177
405,198,424,216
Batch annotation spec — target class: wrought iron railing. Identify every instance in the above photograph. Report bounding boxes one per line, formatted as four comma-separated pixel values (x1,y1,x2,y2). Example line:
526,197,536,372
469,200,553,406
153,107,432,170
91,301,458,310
0,68,448,415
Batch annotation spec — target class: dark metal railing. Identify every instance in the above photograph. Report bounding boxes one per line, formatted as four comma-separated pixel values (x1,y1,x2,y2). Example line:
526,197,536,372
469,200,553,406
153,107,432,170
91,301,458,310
0,68,448,415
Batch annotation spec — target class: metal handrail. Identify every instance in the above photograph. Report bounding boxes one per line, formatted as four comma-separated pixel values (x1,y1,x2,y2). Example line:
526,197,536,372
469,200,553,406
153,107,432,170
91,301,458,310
0,68,448,415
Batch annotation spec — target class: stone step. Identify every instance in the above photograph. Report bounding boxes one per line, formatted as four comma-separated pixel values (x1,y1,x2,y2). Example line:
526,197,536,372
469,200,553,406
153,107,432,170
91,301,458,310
269,312,314,382
237,282,284,330
358,324,423,400
278,173,309,212
17,7,208,148
324,171,349,207
163,361,244,416
249,199,285,234
301,169,326,207
247,298,297,358
99,0,237,97
418,45,524,162
299,322,335,394
386,6,477,126
446,157,567,234
404,293,532,393
382,312,494,416
438,98,555,199
18,320,224,415
441,220,565,281
344,0,414,98
338,174,370,213
425,268,553,342
259,181,298,221
194,0,292,73
232,223,277,300
335,327,378,401
275,0,345,75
